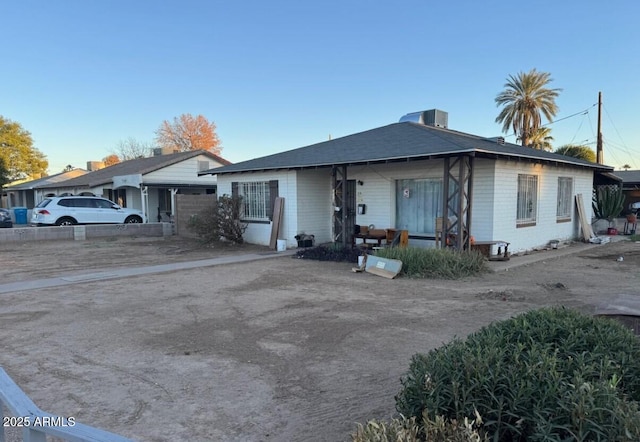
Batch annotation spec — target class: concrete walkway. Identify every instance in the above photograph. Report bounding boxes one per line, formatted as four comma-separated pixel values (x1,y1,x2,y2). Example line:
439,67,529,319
0,249,298,294
0,236,628,294
488,235,628,272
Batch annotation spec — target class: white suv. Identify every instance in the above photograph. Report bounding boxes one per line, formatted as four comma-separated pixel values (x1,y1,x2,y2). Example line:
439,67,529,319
32,196,145,226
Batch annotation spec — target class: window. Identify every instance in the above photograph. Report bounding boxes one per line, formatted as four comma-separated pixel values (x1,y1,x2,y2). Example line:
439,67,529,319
232,181,278,222
395,178,443,234
517,174,538,226
94,199,115,209
557,177,573,221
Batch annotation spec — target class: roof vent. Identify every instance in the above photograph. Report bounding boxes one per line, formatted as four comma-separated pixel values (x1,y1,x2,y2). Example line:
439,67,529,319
399,109,448,129
485,136,506,145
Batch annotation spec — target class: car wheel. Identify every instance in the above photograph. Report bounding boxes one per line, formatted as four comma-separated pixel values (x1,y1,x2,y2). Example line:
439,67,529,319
56,217,76,226
125,216,142,224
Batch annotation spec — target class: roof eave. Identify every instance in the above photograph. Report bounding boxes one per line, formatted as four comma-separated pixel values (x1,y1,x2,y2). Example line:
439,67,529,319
202,148,612,176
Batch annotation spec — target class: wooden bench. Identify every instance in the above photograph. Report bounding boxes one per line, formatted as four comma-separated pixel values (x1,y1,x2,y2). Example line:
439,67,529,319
471,240,510,261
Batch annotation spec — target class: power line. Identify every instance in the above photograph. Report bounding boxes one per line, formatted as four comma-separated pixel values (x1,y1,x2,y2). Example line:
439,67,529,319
541,104,596,128
602,105,637,168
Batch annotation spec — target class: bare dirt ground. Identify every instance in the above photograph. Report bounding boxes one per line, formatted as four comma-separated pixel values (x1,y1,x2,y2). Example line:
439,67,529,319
1,236,639,441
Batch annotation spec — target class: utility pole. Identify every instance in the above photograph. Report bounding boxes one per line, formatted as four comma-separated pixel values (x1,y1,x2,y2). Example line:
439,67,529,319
596,91,603,164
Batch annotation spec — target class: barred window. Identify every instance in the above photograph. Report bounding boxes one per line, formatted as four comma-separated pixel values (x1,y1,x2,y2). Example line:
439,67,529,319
517,174,538,226
557,177,573,221
239,182,270,221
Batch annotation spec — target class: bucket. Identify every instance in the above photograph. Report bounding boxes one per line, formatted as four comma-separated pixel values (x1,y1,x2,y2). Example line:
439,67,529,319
276,239,287,252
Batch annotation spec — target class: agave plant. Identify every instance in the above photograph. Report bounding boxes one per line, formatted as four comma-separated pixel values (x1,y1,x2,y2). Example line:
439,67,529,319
592,186,625,226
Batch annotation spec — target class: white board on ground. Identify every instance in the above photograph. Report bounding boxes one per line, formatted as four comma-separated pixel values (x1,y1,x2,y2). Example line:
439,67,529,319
365,255,402,279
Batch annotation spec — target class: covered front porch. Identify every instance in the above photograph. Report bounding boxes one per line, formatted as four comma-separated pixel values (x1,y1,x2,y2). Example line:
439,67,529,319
330,154,474,251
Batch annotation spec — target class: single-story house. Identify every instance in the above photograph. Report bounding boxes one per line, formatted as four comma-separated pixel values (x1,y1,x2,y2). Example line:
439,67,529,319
3,168,88,209
30,149,230,222
199,110,615,253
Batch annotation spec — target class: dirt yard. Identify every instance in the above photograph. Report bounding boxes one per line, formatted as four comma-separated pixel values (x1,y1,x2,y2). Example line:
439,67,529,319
1,236,639,441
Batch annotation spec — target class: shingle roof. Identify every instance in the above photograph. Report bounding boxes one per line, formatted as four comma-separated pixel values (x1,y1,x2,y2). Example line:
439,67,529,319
5,169,88,190
39,150,231,189
200,122,613,175
613,170,640,184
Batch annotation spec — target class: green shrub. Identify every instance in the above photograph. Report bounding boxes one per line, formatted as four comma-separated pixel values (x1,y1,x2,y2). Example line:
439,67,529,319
351,412,486,442
374,247,487,279
395,307,640,441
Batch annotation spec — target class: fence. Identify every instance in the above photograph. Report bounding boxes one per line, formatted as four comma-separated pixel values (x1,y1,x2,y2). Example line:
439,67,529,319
0,223,172,243
0,368,132,442
174,194,215,237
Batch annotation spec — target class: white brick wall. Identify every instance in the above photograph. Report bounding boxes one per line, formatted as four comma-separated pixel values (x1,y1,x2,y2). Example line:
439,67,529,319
469,159,497,241
489,160,593,253
217,170,297,247
347,160,444,230
295,170,332,243
218,158,596,252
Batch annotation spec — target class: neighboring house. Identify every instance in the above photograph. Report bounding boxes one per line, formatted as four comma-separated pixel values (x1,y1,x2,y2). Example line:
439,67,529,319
613,170,640,212
33,149,230,222
199,110,615,253
3,169,88,209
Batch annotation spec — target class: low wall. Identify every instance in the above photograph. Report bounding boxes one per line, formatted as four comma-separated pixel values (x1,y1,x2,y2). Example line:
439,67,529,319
0,223,173,243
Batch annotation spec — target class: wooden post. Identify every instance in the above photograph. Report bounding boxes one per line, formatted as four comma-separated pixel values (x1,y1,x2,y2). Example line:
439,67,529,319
597,91,603,164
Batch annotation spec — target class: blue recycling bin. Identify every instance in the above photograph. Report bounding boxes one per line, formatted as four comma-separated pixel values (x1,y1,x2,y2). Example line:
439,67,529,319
13,207,28,224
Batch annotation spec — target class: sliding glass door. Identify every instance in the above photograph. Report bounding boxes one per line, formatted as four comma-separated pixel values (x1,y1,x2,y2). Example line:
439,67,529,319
395,178,442,234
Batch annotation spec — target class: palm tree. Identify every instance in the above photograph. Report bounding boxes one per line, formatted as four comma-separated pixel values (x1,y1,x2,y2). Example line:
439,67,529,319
495,69,561,147
555,144,596,162
518,127,554,150
622,164,631,171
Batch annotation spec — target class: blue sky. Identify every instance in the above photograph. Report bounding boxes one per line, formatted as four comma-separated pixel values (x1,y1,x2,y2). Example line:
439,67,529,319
3,1,639,174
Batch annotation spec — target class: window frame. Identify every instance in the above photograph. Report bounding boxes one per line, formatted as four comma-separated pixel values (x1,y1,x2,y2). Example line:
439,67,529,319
232,180,278,224
556,177,573,223
516,174,538,227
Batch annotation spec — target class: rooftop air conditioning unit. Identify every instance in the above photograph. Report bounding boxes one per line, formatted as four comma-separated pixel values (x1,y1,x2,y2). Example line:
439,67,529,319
399,109,448,129
86,161,105,171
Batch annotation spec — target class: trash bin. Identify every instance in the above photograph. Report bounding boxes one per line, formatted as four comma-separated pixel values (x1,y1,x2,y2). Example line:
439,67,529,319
13,207,28,225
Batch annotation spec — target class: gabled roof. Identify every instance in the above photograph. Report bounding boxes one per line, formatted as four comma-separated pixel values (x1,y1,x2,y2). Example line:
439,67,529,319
200,122,613,175
5,169,88,190
38,150,231,189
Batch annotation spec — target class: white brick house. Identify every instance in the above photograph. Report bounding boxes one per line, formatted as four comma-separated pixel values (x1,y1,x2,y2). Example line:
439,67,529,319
201,112,614,253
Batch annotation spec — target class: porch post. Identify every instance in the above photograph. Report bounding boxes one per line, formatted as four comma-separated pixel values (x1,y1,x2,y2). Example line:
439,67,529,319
170,188,178,218
443,155,474,251
140,186,148,223
442,158,450,247
331,165,348,247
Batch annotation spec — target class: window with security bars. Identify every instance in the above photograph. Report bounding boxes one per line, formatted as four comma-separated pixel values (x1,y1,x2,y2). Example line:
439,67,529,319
239,182,270,221
517,174,538,226
556,177,573,221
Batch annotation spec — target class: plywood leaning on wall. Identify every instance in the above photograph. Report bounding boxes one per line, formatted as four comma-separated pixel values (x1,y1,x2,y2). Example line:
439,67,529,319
270,197,285,249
